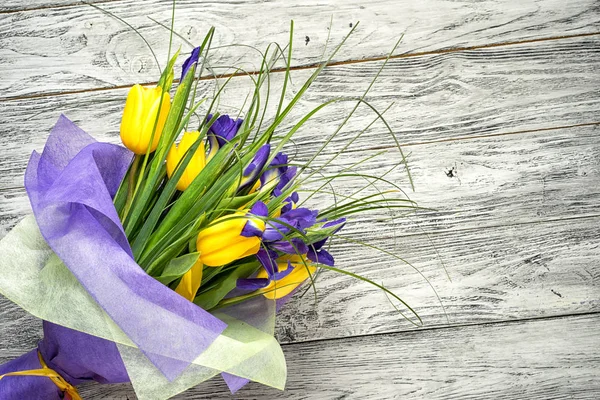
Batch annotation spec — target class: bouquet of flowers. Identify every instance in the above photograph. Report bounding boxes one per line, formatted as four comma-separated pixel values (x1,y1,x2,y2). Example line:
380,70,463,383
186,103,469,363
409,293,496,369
0,15,420,400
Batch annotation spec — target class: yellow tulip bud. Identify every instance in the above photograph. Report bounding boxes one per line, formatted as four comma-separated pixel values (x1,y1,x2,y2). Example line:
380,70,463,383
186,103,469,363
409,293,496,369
257,255,316,299
166,131,206,191
175,257,203,301
120,84,171,155
196,212,265,267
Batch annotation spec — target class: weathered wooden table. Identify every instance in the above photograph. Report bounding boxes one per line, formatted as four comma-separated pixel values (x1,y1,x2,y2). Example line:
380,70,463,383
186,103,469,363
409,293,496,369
1,0,599,398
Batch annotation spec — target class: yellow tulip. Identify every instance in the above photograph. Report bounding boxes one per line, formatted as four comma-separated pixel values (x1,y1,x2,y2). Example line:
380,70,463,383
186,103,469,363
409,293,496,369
120,84,171,154
196,212,265,267
256,255,316,300
175,257,203,301
166,131,206,191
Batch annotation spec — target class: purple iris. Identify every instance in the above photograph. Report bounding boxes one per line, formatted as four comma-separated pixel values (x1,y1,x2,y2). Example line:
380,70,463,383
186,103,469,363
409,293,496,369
280,192,299,215
259,152,297,196
238,144,271,192
322,217,347,231
269,238,309,254
273,166,297,196
305,218,346,266
236,249,295,291
306,238,334,266
181,46,201,81
240,201,268,238
262,207,318,242
207,114,243,148
235,198,345,293
260,152,287,186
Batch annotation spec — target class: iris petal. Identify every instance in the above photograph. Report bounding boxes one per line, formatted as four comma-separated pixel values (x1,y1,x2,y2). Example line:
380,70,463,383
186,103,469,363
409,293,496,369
238,144,271,192
270,238,308,255
181,46,201,81
256,248,278,278
236,278,270,290
250,201,268,217
273,261,295,280
240,220,264,238
208,114,243,147
307,247,335,266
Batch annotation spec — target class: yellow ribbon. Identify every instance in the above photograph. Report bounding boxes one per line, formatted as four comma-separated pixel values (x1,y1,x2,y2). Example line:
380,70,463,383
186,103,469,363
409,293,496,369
0,351,82,400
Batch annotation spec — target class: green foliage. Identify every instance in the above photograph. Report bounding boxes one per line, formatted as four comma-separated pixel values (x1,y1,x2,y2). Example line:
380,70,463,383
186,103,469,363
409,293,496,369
194,262,260,311
89,8,439,323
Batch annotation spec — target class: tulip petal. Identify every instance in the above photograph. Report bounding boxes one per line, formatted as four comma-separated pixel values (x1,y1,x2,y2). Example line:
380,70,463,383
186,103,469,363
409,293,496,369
200,237,260,267
273,261,295,280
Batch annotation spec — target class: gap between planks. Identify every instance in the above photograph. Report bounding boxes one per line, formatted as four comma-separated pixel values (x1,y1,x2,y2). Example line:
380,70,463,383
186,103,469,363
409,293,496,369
277,310,600,348
3,30,599,103
359,212,600,241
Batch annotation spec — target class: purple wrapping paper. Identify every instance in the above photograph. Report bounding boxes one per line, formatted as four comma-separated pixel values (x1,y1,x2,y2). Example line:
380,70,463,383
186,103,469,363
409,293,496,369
0,350,61,400
23,115,227,380
0,322,129,399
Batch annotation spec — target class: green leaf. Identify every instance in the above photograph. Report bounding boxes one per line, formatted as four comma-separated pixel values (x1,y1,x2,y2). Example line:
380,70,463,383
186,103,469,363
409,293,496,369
193,262,259,310
157,47,181,90
154,252,200,286
215,192,261,212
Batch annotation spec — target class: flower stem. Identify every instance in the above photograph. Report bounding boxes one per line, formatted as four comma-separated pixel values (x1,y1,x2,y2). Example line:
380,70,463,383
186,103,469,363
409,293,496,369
122,154,141,221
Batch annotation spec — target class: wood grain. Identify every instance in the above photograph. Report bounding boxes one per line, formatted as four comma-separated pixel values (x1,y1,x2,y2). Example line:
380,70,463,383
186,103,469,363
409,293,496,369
0,0,598,98
1,2,599,399
0,0,116,13
26,313,595,399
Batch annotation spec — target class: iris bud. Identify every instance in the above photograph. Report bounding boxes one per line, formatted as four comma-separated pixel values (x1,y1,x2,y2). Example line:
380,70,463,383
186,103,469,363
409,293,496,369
166,131,206,191
120,84,171,154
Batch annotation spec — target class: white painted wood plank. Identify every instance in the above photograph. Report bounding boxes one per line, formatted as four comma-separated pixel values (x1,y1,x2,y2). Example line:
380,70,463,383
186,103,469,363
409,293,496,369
7,313,592,399
0,5,597,399
1,40,599,233
0,0,598,98
2,212,599,349
2,121,599,237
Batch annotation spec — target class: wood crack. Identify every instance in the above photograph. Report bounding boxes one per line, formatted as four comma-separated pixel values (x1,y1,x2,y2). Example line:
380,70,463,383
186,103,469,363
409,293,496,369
367,213,600,240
